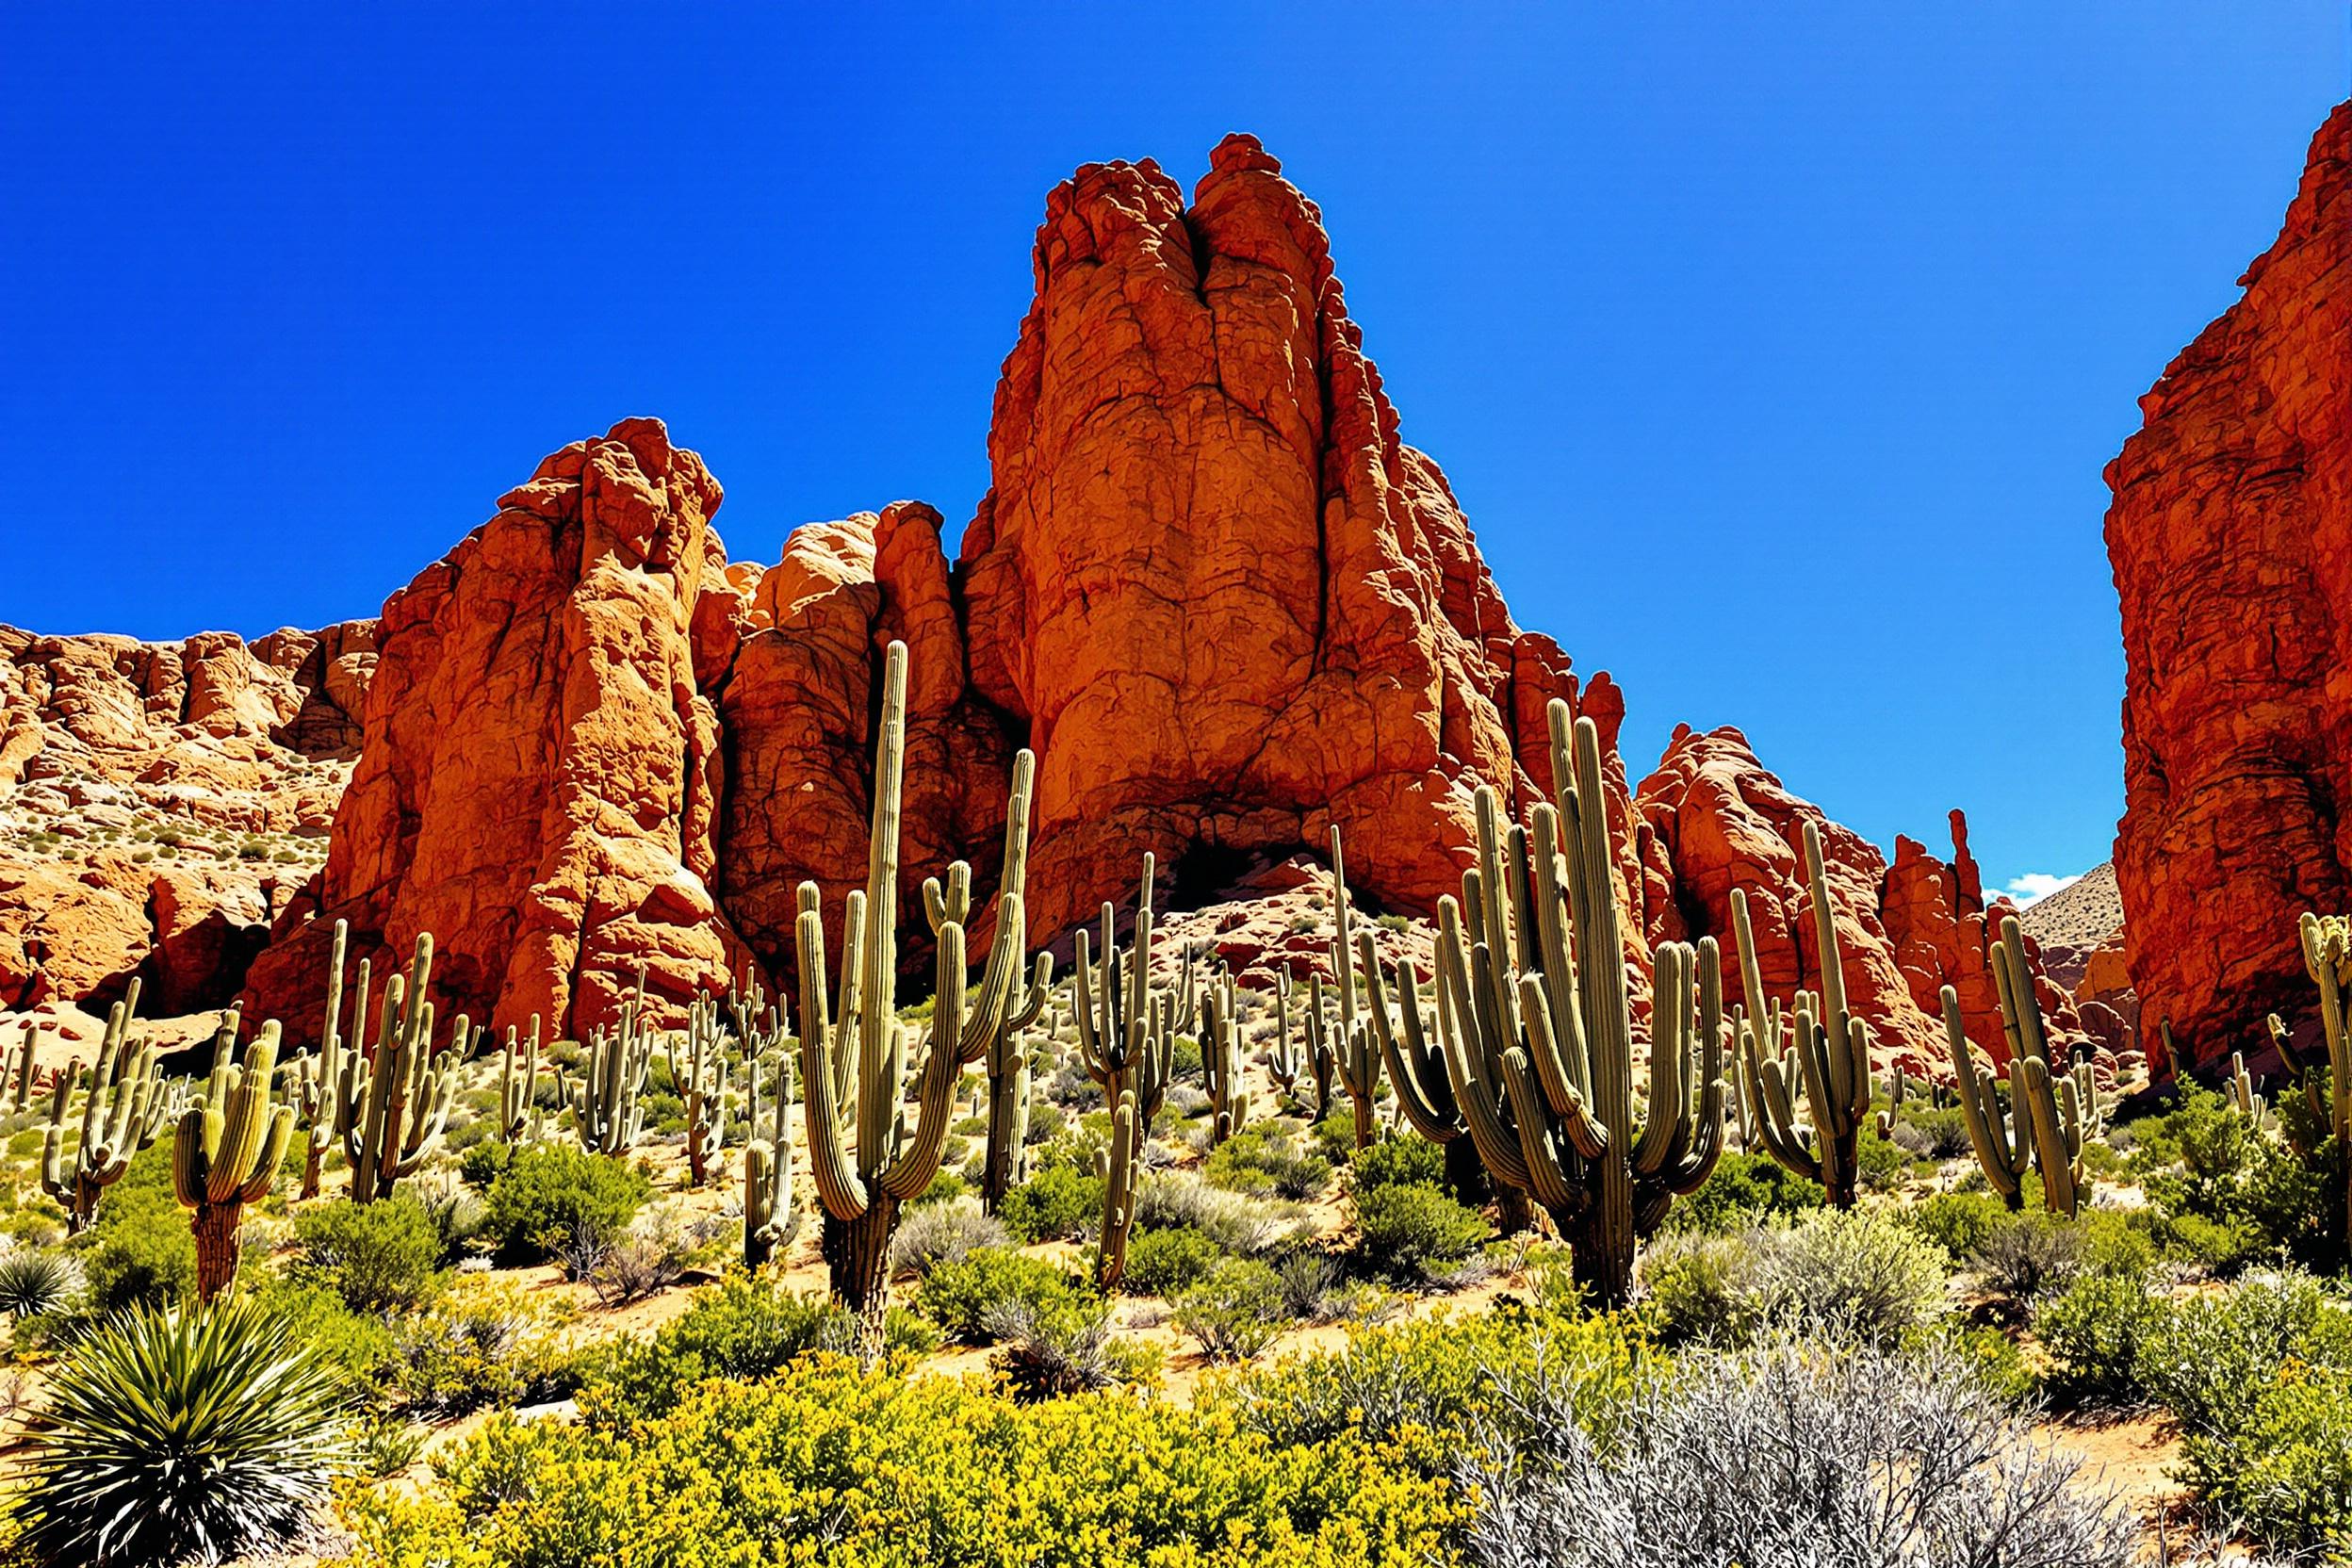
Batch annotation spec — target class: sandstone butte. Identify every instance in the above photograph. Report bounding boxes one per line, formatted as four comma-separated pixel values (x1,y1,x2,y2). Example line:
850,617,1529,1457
2107,99,2350,1072
0,133,2084,1082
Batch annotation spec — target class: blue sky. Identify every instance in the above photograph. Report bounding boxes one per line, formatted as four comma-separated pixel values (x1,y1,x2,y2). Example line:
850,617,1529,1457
3,5,2344,897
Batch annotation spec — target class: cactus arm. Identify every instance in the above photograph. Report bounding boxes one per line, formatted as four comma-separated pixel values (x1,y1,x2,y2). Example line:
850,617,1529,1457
879,923,968,1200
796,901,869,1221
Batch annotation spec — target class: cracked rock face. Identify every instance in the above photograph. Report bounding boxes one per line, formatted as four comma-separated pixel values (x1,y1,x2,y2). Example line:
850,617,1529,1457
2108,101,2351,1069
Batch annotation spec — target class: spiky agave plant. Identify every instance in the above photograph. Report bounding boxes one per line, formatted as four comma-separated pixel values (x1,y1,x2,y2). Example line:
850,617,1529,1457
0,1248,80,1319
15,1295,352,1567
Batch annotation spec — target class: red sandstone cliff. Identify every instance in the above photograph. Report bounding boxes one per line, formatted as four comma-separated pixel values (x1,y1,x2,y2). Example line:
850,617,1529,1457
2107,100,2351,1070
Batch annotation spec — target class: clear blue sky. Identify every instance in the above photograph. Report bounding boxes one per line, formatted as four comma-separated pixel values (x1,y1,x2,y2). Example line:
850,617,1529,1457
3,5,2344,896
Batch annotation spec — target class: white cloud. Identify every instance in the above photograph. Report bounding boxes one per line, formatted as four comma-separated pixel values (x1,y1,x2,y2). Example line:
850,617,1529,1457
2003,872,2082,908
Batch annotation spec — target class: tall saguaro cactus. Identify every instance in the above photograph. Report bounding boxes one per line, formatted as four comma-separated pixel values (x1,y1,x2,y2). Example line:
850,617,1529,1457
498,1018,545,1145
1199,971,1251,1147
10,1021,37,1112
174,1020,296,1299
1945,985,2034,1210
1074,856,1178,1290
342,935,459,1203
1324,827,1383,1149
1729,821,1872,1208
1360,931,1520,1228
796,641,1031,1351
564,969,656,1158
922,751,1053,1213
293,921,363,1198
734,972,797,1268
670,997,731,1185
2280,912,2352,1261
1989,913,2099,1217
1417,705,1724,1307
41,982,169,1233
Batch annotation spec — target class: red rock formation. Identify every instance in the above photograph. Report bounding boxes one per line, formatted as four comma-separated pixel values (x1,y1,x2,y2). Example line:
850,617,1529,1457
241,418,741,1043
1635,726,1945,1071
956,134,1627,949
0,619,368,1011
1880,809,2094,1069
2107,100,2351,1070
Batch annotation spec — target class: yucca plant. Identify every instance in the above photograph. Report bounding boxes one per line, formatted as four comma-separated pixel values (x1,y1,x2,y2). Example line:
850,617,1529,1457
14,1296,352,1567
0,1249,80,1319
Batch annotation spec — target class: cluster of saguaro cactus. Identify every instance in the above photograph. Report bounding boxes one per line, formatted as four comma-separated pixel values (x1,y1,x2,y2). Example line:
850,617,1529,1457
732,972,797,1267
923,757,1054,1214
1944,985,2034,1210
1360,929,1520,1228
340,934,461,1203
293,922,357,1198
174,1019,295,1299
1074,855,1178,1290
795,642,1037,1352
42,981,169,1233
1322,828,1384,1149
1198,971,1253,1147
1305,973,1339,1121
1984,912,2101,1217
1729,822,1871,1209
2282,911,2352,1256
564,970,655,1158
1409,705,1724,1307
2228,1049,2272,1131
670,996,731,1186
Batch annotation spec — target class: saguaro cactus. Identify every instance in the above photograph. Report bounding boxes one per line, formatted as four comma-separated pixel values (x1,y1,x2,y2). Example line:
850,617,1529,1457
498,1018,545,1145
670,997,730,1185
1324,828,1384,1149
1419,706,1725,1307
1990,913,2099,1217
1360,932,1521,1228
1945,985,2034,1210
923,752,1054,1214
1074,856,1178,1290
293,921,363,1198
42,983,169,1233
735,973,797,1268
10,1021,37,1112
342,935,459,1203
2228,1050,2273,1131
1198,971,1252,1147
1264,972,1304,1099
2281,911,2352,1259
796,641,1031,1350
564,971,655,1158
1729,821,1872,1208
174,1020,296,1300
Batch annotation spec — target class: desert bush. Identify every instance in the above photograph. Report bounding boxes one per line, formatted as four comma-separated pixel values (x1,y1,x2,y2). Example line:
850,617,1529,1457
73,1140,197,1314
1171,1257,1288,1362
1640,1209,1947,1346
585,1210,694,1307
2135,1268,2352,1443
247,1276,399,1386
582,1272,938,1426
1855,1128,1910,1192
999,1163,1103,1244
2135,1082,2335,1274
1968,1211,2083,1307
1902,1189,2009,1261
2036,1272,2167,1406
481,1145,650,1263
1903,1104,1977,1161
1464,1337,2135,1568
388,1278,580,1416
985,1298,1161,1400
1350,1182,1487,1283
15,1297,353,1567
292,1197,446,1314
1121,1225,1222,1298
342,1354,1461,1568
2183,1364,2352,1555
1276,1250,1346,1320
1204,1127,1333,1200
1660,1150,1822,1235
1134,1172,1305,1256
918,1247,1093,1345
0,1249,81,1319
1346,1133,1448,1195
890,1200,1009,1280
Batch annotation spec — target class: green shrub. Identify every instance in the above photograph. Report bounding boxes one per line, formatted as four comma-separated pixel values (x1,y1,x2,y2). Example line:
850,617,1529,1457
78,1195,196,1315
342,1355,1462,1567
1640,1209,1947,1346
1349,1183,1487,1283
481,1145,650,1263
583,1271,937,1426
2136,1269,2352,1442
1171,1257,1288,1362
988,1298,1162,1401
246,1276,399,1385
1637,1231,1762,1345
2037,1272,2167,1405
457,1139,513,1188
1855,1128,1909,1192
15,1297,352,1567
998,1163,1103,1244
389,1279,581,1416
2183,1364,2352,1555
1309,1113,1357,1164
1902,1189,2009,1261
2137,1082,2336,1274
1969,1211,2083,1306
1345,1134,1447,1196
1204,1128,1332,1200
889,1200,1009,1280
917,1247,1093,1345
1659,1150,1822,1234
292,1197,446,1314
1122,1226,1222,1298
